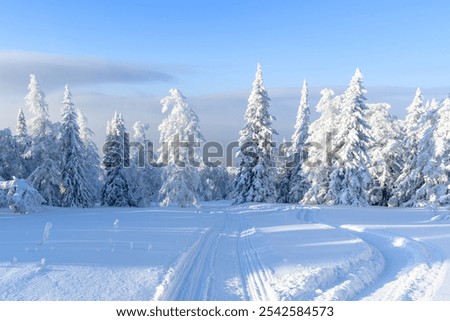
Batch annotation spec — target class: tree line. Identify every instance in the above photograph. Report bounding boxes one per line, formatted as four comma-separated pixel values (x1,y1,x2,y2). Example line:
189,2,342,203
1,65,449,209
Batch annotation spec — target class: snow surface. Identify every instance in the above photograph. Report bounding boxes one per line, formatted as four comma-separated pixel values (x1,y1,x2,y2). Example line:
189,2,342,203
0,201,449,301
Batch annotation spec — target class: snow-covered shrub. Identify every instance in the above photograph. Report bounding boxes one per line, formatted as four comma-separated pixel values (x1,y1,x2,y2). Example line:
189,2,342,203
0,178,45,213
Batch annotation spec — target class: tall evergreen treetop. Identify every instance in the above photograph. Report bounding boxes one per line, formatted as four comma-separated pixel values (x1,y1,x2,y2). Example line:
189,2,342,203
25,74,59,168
101,112,135,207
25,74,51,138
233,63,278,204
103,112,130,169
159,88,204,160
15,108,32,177
290,79,310,158
16,108,28,138
241,63,277,149
333,69,371,163
61,86,78,135
284,80,311,203
405,88,424,138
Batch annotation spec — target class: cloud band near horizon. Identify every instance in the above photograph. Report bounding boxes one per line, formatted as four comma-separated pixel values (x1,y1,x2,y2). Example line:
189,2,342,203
0,51,178,93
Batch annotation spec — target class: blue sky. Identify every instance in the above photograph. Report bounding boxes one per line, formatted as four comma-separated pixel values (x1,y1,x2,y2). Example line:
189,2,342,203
0,0,449,145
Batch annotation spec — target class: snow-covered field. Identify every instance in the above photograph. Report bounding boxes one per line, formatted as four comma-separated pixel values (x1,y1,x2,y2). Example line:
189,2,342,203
0,201,449,301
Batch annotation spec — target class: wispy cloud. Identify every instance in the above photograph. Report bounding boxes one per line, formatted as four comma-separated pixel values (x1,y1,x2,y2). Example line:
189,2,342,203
0,51,178,93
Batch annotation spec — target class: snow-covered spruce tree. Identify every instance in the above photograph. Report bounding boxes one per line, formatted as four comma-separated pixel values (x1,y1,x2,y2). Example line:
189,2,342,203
388,89,428,207
15,108,32,177
129,121,161,206
411,99,441,206
285,80,311,203
302,89,340,204
25,74,62,203
366,103,403,206
25,74,59,168
325,68,372,206
158,89,203,207
16,108,28,137
101,112,135,207
59,85,94,208
77,108,101,204
232,63,278,204
428,97,450,206
15,108,32,162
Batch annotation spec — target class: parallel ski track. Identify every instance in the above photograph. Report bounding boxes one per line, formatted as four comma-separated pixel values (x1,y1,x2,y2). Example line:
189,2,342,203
237,217,278,301
155,211,278,301
156,213,229,301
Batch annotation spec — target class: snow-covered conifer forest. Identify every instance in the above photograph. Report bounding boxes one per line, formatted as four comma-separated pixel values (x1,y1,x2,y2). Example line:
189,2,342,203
1,65,450,301
2,66,450,211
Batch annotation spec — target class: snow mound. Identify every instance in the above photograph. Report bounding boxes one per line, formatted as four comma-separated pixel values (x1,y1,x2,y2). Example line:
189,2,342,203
392,237,407,248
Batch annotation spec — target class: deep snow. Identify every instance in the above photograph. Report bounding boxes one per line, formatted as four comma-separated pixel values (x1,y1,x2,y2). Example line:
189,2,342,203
0,201,448,301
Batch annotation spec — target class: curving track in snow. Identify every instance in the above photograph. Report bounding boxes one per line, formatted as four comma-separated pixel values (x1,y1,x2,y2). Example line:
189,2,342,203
152,204,447,301
341,225,445,300
299,207,445,300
